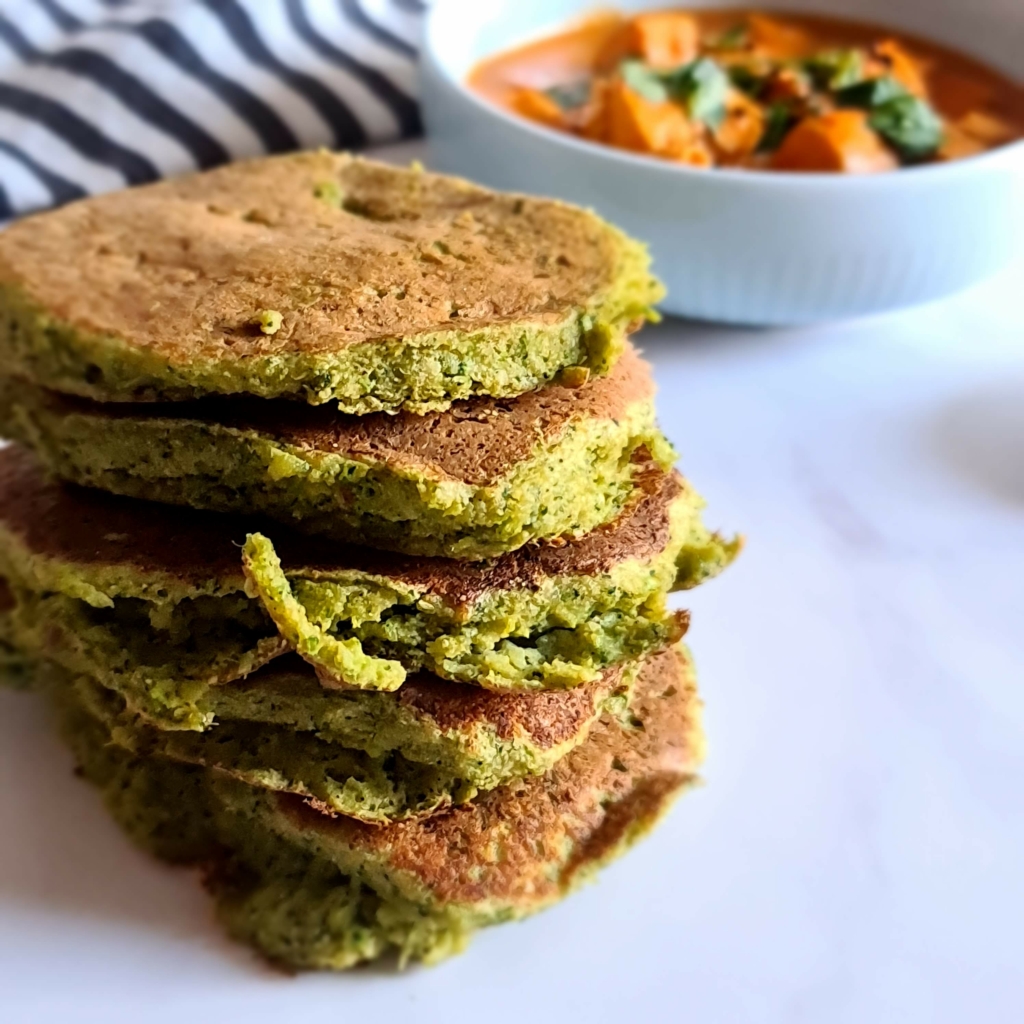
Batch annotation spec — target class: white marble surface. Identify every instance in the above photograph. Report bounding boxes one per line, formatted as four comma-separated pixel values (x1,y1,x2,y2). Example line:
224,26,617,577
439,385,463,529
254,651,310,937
1,147,1022,1023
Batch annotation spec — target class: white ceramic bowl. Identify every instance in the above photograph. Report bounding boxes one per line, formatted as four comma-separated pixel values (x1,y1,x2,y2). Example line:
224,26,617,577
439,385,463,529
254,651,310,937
421,0,1024,324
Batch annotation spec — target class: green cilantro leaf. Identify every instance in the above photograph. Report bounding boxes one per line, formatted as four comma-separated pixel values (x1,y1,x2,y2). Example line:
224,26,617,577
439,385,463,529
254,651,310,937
757,103,797,152
869,94,944,160
835,75,909,110
805,49,864,91
667,57,730,128
545,80,592,110
620,59,669,103
728,63,766,96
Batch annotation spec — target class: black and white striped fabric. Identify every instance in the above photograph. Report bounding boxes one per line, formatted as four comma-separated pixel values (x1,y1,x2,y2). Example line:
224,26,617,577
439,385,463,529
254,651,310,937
0,0,427,220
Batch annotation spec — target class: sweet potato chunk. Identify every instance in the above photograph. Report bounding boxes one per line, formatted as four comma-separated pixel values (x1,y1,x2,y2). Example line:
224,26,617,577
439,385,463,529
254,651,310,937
763,66,812,103
601,12,699,71
714,89,767,160
512,88,566,129
938,122,985,161
771,110,897,173
874,39,928,99
631,12,700,69
748,14,812,59
940,109,1015,161
603,80,710,164
957,110,1016,145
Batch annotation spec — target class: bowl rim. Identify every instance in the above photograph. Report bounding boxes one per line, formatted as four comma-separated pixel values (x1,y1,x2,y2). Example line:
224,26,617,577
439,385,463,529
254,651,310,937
423,0,1024,190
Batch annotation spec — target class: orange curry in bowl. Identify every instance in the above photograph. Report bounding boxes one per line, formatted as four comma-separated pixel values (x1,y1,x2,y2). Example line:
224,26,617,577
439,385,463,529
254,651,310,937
468,9,1024,172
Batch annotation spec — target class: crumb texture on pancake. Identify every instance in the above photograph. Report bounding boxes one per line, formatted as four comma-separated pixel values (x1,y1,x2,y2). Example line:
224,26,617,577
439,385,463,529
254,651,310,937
216,646,703,967
0,153,663,410
0,443,246,586
241,466,714,692
188,343,657,486
0,447,732,727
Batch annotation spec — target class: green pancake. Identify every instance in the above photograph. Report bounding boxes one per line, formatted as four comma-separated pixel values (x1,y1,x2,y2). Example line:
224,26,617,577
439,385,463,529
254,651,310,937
0,345,676,560
0,446,736,727
52,644,702,968
29,649,639,824
0,152,661,413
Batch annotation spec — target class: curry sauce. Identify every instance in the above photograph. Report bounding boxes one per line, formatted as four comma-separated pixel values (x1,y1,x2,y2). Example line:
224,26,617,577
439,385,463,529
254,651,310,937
469,9,1024,172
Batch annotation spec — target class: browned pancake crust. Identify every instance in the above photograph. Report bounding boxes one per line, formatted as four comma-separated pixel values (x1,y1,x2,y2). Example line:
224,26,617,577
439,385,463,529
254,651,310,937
277,645,701,905
0,445,683,602
32,345,654,486
0,444,245,584
393,658,629,750
362,461,681,608
0,153,629,366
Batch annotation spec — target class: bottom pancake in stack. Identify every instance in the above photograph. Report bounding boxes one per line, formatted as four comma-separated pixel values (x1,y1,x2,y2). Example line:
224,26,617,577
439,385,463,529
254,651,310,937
0,445,716,968
48,644,702,968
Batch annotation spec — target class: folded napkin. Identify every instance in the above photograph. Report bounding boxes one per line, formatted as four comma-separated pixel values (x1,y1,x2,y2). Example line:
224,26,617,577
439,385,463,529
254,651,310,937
0,0,425,218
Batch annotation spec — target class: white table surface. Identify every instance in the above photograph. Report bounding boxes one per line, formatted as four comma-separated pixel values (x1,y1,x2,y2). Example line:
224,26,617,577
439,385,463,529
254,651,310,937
2,143,1022,1023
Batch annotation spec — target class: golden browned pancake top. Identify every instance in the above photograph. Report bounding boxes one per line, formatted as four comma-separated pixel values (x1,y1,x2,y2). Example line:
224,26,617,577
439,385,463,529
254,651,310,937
395,659,628,750
0,153,629,365
277,645,702,906
0,445,683,602
37,345,655,486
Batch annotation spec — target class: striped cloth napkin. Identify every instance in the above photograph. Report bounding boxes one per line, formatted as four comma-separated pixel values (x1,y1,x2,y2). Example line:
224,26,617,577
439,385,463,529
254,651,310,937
0,0,426,219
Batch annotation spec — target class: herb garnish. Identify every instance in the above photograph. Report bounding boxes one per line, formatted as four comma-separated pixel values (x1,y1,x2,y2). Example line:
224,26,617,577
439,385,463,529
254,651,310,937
757,103,797,152
805,49,864,90
835,75,908,109
619,56,730,127
620,59,670,103
669,57,731,127
869,95,944,159
545,80,592,110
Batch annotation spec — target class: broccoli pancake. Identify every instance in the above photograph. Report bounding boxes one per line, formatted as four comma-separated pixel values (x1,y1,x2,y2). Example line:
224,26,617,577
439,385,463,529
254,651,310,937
0,446,735,723
0,152,662,413
0,345,675,559
54,644,702,968
243,462,737,693
31,650,639,825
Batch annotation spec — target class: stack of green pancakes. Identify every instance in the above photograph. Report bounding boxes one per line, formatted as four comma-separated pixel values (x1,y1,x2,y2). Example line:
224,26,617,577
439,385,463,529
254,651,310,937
0,152,738,970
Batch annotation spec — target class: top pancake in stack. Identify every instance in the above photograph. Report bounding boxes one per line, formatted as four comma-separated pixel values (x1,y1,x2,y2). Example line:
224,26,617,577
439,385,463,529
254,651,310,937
0,152,660,412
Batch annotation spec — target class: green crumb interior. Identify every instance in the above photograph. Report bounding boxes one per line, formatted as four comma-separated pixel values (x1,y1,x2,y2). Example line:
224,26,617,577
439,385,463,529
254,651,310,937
0,470,735,733
55,694,477,967
0,249,659,413
241,484,735,693
0,522,277,730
